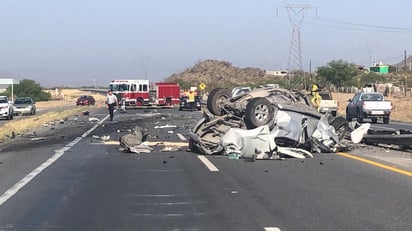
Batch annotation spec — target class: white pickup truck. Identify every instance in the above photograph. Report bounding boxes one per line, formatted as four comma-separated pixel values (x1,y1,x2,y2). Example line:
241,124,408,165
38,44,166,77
318,92,338,116
0,96,14,120
345,92,392,124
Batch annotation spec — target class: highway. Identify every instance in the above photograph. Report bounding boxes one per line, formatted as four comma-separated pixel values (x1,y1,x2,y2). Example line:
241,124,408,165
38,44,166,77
0,108,411,230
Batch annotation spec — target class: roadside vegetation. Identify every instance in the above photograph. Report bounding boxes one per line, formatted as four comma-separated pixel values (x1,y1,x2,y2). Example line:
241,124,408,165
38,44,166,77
166,59,412,94
2,79,52,101
0,89,105,141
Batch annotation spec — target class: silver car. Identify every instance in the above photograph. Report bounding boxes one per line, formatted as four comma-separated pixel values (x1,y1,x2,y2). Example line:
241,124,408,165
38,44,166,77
13,97,36,115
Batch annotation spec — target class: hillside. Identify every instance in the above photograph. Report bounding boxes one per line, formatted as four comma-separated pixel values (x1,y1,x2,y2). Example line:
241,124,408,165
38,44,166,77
165,59,274,89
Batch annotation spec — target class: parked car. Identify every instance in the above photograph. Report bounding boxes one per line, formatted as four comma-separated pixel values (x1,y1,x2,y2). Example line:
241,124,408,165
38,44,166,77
76,95,95,106
13,97,36,115
179,96,202,111
0,96,14,120
346,92,392,124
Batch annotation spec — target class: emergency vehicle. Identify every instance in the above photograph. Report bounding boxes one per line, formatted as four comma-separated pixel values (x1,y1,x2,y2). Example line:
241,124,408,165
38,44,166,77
109,79,180,108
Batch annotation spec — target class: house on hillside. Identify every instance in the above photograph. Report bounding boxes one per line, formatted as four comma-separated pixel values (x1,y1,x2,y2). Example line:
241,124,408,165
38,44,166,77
369,62,389,74
265,70,288,77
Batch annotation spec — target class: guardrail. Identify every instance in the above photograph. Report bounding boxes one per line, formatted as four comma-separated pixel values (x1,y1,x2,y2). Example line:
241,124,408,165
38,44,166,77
79,88,108,95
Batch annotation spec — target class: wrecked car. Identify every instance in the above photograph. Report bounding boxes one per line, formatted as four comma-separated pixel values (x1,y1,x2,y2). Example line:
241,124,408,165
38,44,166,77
189,85,348,158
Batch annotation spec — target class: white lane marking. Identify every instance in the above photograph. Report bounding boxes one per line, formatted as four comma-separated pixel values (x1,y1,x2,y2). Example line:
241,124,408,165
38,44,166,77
133,202,191,205
264,228,281,231
197,155,219,172
134,194,179,197
176,133,186,141
0,114,109,207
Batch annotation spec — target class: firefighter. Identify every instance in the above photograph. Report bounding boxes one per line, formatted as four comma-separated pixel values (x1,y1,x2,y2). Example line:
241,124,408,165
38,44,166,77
310,84,322,110
188,90,195,111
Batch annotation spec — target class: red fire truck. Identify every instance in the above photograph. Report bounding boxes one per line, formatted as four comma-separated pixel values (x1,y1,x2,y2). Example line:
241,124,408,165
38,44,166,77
109,79,180,108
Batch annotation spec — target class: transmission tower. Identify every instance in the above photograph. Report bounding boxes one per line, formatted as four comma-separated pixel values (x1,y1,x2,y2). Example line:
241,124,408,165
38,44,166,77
284,4,315,86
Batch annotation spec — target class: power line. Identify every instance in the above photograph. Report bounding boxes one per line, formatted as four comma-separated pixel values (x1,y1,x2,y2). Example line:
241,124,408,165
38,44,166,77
315,16,412,31
307,17,412,33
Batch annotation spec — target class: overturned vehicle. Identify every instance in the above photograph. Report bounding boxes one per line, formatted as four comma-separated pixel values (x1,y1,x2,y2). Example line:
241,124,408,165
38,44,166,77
188,85,349,159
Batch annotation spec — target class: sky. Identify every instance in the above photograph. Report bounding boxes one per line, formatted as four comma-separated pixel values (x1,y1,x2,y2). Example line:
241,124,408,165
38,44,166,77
1,0,412,88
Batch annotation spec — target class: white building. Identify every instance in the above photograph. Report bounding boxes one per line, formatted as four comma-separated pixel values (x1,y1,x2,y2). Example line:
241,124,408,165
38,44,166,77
265,70,288,77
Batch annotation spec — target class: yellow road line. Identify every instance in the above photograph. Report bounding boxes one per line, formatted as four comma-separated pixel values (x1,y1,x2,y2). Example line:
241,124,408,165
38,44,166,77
336,152,412,177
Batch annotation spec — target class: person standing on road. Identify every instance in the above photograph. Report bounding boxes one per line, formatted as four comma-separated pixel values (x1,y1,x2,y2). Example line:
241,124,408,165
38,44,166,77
105,90,118,121
188,90,195,111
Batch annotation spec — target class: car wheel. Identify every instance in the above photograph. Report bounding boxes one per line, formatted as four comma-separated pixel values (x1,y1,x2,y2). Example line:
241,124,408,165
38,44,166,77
206,88,232,116
356,110,363,123
136,98,144,106
345,109,352,122
330,117,348,142
383,116,390,124
371,118,377,123
244,97,274,129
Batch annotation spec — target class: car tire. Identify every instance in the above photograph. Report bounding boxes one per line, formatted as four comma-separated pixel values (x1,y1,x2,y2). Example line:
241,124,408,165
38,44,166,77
383,116,390,124
136,98,144,106
371,118,377,123
330,116,348,141
206,88,232,116
356,109,363,123
345,109,352,122
244,97,274,129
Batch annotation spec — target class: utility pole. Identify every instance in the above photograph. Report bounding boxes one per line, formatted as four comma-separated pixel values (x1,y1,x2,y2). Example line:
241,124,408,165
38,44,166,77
282,4,316,88
93,76,97,88
404,50,408,96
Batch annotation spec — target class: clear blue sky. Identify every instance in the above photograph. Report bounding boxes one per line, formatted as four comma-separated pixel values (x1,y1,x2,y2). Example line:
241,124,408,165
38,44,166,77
1,0,411,87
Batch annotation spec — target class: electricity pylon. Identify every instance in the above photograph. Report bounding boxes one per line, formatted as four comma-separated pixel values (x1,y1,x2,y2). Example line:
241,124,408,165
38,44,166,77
284,4,315,86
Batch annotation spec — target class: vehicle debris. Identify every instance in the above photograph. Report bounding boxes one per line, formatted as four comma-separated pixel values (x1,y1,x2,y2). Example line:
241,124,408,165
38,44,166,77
119,126,146,152
154,124,177,129
89,117,100,122
189,85,349,159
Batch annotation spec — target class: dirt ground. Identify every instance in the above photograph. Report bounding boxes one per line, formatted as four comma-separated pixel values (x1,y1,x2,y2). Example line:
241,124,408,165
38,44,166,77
0,89,106,141
39,89,106,109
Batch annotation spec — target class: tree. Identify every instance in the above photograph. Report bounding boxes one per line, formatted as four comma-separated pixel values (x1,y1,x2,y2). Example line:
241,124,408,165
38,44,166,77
316,60,361,88
359,72,386,86
4,79,51,101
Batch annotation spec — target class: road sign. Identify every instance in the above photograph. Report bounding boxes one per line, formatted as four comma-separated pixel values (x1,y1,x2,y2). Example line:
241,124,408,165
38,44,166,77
199,82,206,90
0,78,19,84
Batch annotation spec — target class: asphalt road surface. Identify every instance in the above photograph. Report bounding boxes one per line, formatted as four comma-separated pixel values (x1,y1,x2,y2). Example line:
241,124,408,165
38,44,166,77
0,107,411,231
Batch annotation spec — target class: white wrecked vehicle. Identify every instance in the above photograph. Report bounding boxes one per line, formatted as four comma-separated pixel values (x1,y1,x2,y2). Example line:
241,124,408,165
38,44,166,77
188,85,348,158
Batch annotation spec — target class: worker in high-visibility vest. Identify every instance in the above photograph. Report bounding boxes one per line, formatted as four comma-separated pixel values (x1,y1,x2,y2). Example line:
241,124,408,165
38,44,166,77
188,90,196,111
310,84,322,110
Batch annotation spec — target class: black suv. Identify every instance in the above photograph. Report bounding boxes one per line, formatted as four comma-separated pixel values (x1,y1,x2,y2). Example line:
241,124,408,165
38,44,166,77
179,96,202,111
